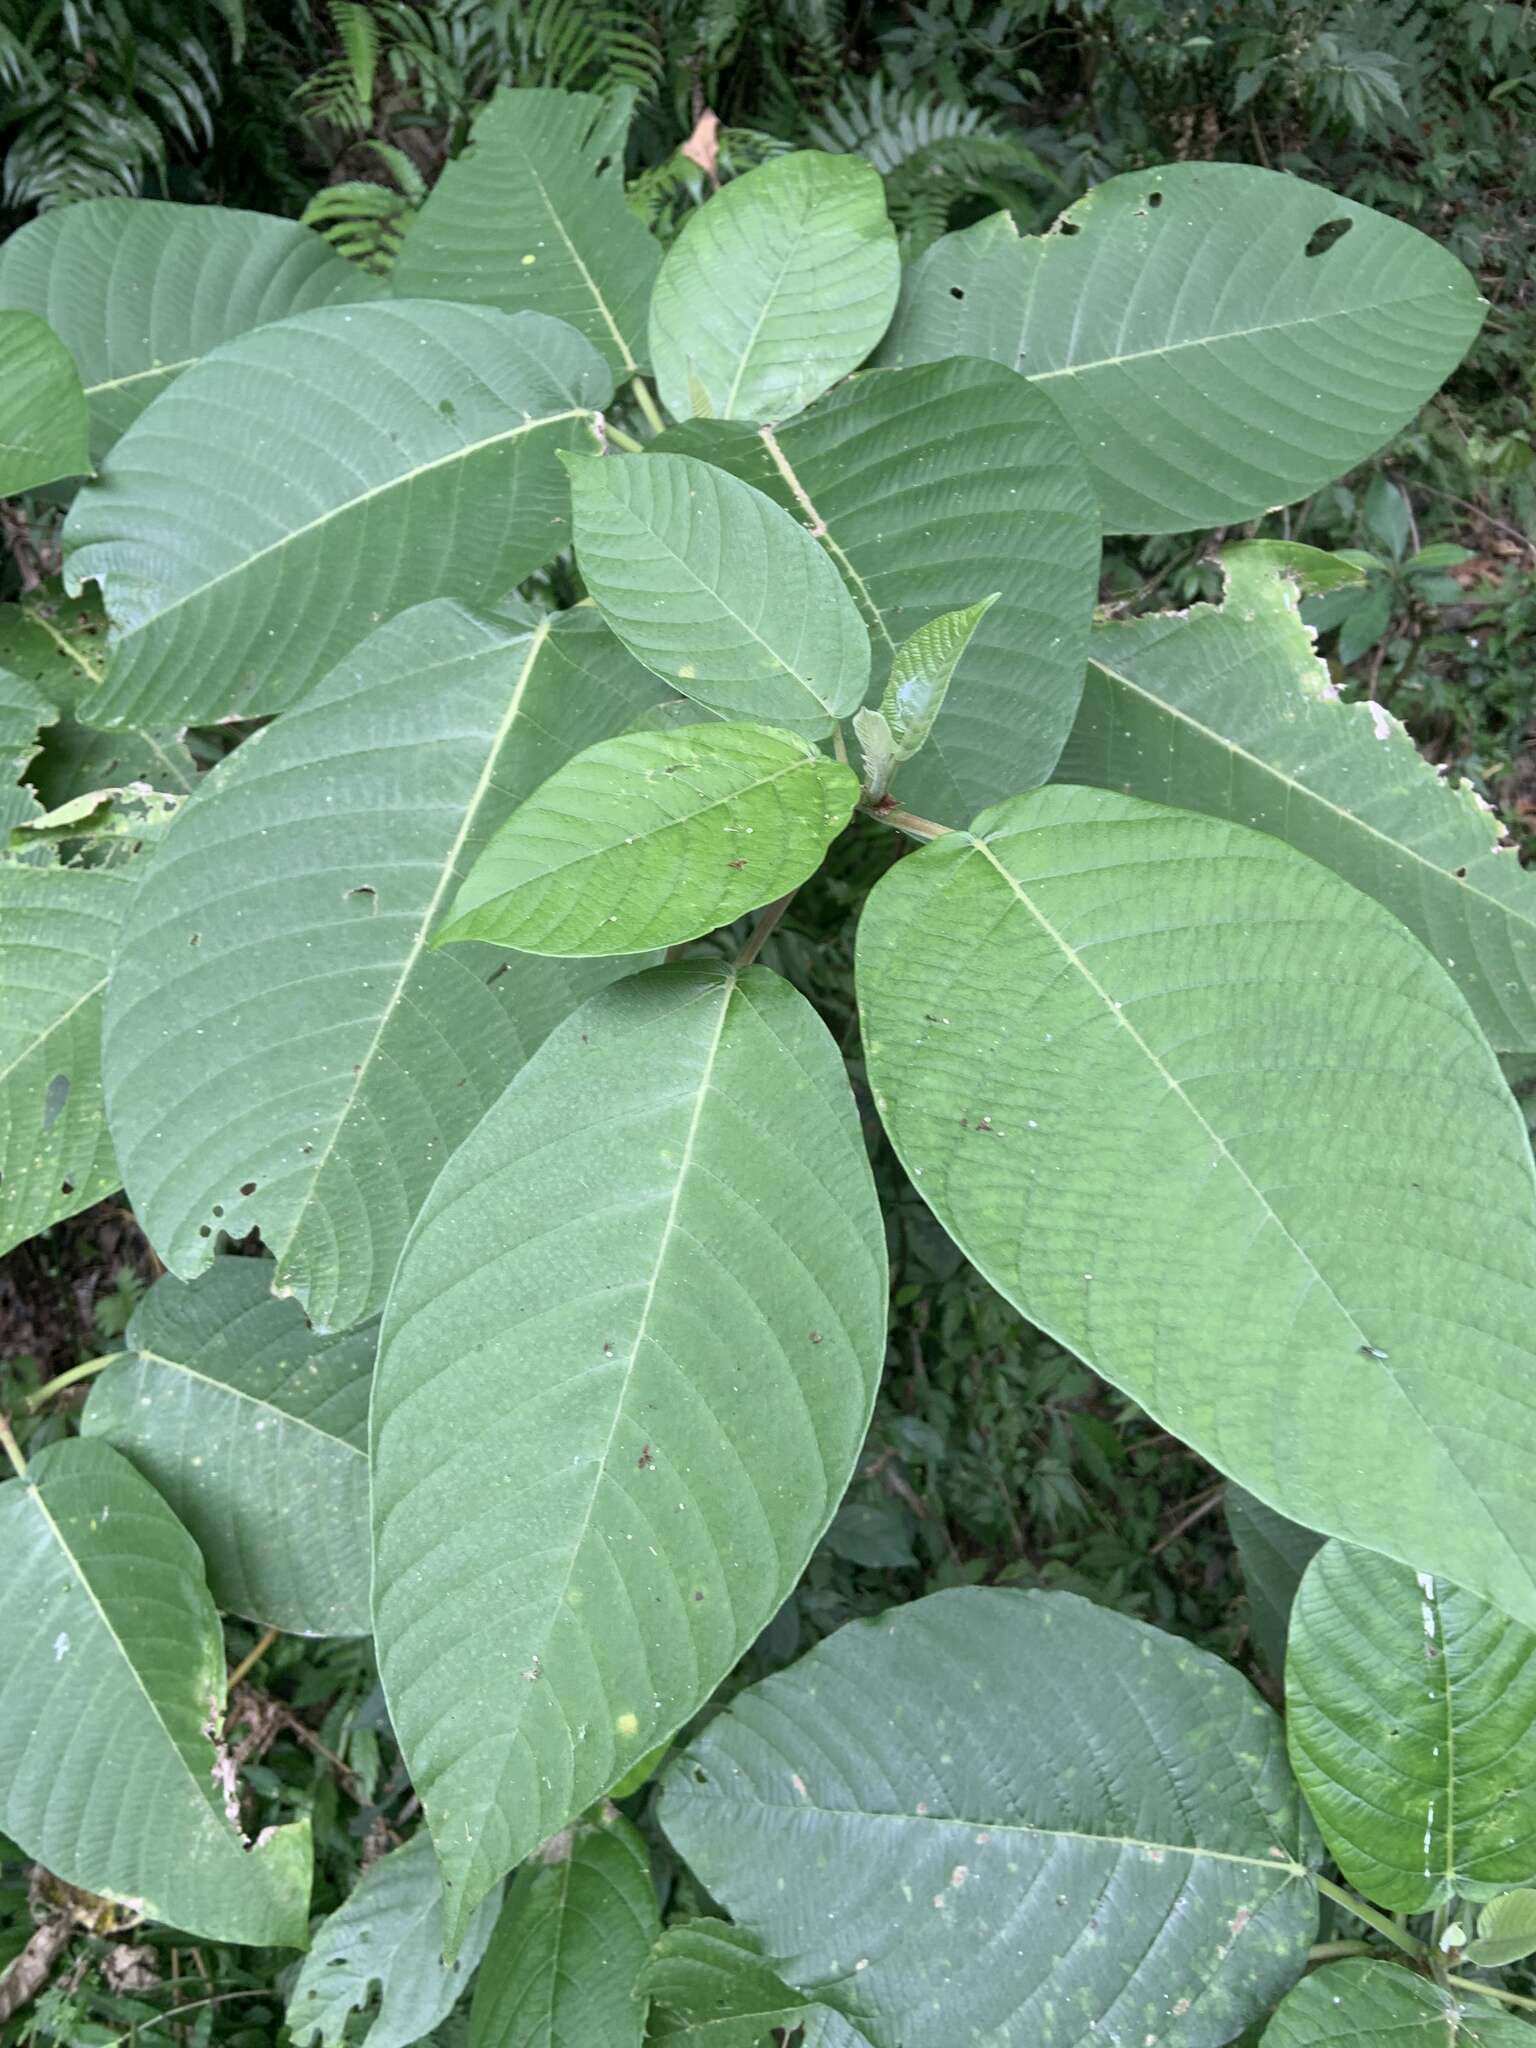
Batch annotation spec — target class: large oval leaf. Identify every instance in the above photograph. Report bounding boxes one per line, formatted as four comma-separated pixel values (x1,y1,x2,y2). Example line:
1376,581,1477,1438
441,723,859,955
0,197,379,461
1059,545,1536,1054
0,865,128,1255
1286,1539,1536,1912
1262,1960,1530,2046
63,303,609,729
103,601,659,1330
287,1831,500,2048
372,962,887,1950
81,1258,374,1636
658,1586,1318,2048
566,452,870,735
467,1809,658,2048
0,311,89,495
0,1436,311,1944
878,165,1483,532
639,1922,838,2046
659,358,1100,818
647,151,898,425
393,87,660,381
856,784,1536,1626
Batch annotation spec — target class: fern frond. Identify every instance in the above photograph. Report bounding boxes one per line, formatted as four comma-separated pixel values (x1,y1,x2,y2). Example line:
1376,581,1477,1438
301,138,425,273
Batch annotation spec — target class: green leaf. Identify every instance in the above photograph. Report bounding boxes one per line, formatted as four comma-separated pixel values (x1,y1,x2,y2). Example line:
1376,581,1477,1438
657,1586,1318,2048
372,963,887,1951
102,601,660,1331
647,151,898,425
878,167,1484,532
856,784,1536,1626
0,198,379,462
441,724,859,956
564,453,869,736
877,596,999,767
658,358,1101,817
0,312,90,494
1285,1539,1536,1911
1225,1486,1323,1676
1261,1960,1531,2045
639,1920,830,2045
393,88,661,382
63,303,609,730
0,1436,311,1945
0,865,128,1256
287,1832,500,2048
80,1259,374,1637
1057,543,1536,1053
0,658,51,836
1468,1889,1536,1968
467,1810,658,2048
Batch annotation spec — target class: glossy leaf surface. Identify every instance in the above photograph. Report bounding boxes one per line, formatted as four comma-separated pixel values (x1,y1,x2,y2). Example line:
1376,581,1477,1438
1262,1960,1530,2045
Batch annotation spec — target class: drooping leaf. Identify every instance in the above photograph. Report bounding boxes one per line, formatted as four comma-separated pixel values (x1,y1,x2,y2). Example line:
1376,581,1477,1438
1261,1960,1530,2045
63,304,610,729
856,784,1536,1626
0,865,128,1255
1468,1890,1536,1969
393,88,661,381
1225,1486,1323,1676
647,151,898,425
372,963,887,1950
659,358,1100,817
0,197,379,462
1057,544,1536,1053
467,1809,658,2048
287,1832,500,2048
0,312,90,494
657,1586,1318,2048
638,1920,834,2046
440,724,859,955
102,601,659,1331
1285,1539,1536,1911
564,453,869,736
81,1259,374,1636
878,166,1484,532
0,1436,311,1944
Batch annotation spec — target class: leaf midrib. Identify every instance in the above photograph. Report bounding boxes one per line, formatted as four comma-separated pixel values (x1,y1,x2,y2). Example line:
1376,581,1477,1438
128,1343,368,1460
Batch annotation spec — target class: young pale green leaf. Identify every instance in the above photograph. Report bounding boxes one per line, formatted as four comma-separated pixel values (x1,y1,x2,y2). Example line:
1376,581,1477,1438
392,88,661,381
1468,1890,1536,1968
878,165,1483,532
1286,1540,1536,1911
1058,544,1536,1053
856,785,1536,1627
657,1587,1318,2048
852,709,898,803
287,1832,500,2048
0,197,379,462
0,866,128,1256
0,1437,311,1944
659,358,1100,817
440,724,859,956
103,601,659,1331
1225,1487,1324,1677
372,963,887,1952
1261,1960,1530,2045
565,453,869,736
467,1809,658,2048
878,595,999,766
63,303,609,729
81,1259,374,1636
638,1921,835,2046
0,311,90,494
647,151,898,425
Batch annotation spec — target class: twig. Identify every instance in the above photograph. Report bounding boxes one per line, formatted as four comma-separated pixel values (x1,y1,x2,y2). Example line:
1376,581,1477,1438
1151,1481,1226,1554
864,802,951,842
736,892,795,968
225,1626,279,1694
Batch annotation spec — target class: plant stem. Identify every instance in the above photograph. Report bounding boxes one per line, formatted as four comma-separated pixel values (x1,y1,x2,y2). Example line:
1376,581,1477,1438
630,375,666,437
736,892,795,968
605,421,645,454
864,802,951,843
0,1414,28,1479
1313,1874,1426,1958
831,723,849,767
1445,1974,1536,2013
26,1353,124,1411
1307,1940,1378,1962
226,1625,280,1693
